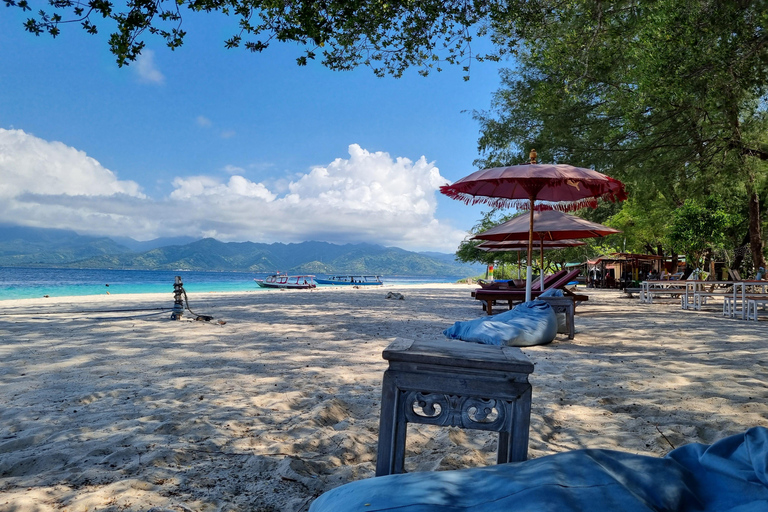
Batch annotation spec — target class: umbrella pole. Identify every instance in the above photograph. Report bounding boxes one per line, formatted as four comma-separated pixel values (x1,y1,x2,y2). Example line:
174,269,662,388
526,196,534,302
540,238,545,291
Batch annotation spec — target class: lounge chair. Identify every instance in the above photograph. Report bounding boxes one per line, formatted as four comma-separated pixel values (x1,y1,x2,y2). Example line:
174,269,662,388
473,269,585,315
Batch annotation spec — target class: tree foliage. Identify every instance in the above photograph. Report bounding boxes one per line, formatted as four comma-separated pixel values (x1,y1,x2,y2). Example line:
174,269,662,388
6,0,520,76
668,198,735,269
474,0,768,271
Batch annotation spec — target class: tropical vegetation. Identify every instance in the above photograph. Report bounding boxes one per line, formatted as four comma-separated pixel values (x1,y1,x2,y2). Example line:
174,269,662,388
469,1,768,277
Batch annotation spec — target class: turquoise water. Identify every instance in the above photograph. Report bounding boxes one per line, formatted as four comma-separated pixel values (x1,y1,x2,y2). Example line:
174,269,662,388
0,268,465,301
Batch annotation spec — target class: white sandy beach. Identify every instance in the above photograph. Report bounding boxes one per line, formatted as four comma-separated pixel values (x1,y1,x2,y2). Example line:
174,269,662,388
1,284,767,511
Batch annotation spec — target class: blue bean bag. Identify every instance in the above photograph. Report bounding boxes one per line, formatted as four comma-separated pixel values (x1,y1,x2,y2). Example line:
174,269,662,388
443,300,557,347
310,427,768,512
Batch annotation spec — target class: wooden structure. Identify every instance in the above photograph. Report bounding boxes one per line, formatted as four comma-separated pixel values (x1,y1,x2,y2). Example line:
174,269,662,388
375,338,534,476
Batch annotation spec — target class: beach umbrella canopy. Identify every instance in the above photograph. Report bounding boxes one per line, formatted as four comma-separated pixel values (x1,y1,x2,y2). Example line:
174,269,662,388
477,239,586,280
472,210,621,242
440,152,627,300
476,239,587,250
439,161,627,211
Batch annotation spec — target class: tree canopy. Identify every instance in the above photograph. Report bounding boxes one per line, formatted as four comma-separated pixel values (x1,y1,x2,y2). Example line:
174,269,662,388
6,0,518,76
473,0,768,274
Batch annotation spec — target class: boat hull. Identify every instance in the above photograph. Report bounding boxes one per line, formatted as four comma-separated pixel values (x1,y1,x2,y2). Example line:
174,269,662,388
316,276,383,286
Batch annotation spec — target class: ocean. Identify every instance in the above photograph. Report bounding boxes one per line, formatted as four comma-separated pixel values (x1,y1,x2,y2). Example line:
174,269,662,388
0,267,466,301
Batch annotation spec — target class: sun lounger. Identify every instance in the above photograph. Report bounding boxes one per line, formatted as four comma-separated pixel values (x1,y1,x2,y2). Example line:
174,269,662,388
477,279,518,290
473,269,584,315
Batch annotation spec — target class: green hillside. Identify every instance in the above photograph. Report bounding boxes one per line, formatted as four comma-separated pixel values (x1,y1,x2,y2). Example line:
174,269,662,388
0,227,481,276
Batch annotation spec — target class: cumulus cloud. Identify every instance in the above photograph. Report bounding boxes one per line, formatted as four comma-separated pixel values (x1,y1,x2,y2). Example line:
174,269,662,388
133,50,165,84
170,175,276,201
0,128,144,200
196,116,212,127
0,130,467,252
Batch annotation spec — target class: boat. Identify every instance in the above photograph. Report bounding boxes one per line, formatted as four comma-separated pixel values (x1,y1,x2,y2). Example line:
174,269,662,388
254,274,317,289
315,275,383,286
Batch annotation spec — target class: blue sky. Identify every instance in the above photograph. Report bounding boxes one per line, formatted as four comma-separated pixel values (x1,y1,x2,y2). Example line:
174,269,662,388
0,8,510,252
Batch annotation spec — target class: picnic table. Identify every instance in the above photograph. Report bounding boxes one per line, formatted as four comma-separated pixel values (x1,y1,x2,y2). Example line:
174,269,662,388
639,280,688,304
681,280,736,311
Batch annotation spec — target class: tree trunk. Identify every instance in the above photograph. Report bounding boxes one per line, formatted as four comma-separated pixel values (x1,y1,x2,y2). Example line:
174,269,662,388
748,188,766,272
732,233,751,271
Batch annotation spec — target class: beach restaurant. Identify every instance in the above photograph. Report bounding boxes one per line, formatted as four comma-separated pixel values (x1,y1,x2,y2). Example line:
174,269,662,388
585,253,687,289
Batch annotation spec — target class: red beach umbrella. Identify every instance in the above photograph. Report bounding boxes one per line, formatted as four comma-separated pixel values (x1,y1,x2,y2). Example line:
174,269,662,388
477,239,586,281
473,210,620,289
441,150,627,300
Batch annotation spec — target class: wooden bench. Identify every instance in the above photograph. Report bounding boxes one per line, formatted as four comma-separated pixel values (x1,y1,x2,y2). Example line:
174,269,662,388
376,338,534,476
693,290,731,310
746,295,768,321
640,281,687,304
624,287,642,298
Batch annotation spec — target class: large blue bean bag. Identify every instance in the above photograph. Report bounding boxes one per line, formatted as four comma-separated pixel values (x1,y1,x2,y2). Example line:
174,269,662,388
443,300,557,347
310,427,768,512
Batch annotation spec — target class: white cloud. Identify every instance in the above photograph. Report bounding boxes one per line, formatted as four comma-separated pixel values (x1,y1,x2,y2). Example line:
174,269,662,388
0,131,467,252
196,116,212,127
170,175,276,201
133,50,165,84
0,128,144,200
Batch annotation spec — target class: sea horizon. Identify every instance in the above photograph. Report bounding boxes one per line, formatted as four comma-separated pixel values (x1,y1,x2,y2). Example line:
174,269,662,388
0,267,469,301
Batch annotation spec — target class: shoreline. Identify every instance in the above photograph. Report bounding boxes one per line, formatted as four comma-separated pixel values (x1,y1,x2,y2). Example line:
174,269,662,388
0,282,468,304
0,271,471,302
1,285,767,511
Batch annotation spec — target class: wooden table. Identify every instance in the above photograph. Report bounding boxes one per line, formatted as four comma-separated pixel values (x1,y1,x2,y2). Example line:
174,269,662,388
375,338,534,476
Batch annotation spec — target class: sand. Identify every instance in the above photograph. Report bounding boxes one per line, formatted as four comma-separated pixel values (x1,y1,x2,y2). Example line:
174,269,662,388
1,284,767,511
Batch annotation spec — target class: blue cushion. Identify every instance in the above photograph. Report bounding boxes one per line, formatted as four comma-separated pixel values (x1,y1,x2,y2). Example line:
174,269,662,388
310,427,768,512
443,301,557,347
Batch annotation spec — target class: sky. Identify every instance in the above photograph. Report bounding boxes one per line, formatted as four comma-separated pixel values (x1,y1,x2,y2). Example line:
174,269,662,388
0,8,511,253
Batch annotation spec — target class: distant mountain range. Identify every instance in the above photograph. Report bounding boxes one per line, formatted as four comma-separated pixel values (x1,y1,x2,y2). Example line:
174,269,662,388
0,225,482,276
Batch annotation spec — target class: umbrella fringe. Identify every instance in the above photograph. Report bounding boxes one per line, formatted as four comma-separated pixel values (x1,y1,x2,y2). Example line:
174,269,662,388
439,190,624,211
440,173,628,210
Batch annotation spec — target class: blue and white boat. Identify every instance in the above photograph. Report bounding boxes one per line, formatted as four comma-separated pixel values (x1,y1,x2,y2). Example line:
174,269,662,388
315,275,383,286
255,274,317,289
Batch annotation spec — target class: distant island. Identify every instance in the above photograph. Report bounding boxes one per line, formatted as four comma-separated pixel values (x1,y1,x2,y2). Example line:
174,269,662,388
0,225,482,276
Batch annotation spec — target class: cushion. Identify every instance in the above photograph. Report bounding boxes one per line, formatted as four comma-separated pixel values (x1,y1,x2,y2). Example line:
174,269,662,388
443,301,557,347
310,427,768,512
